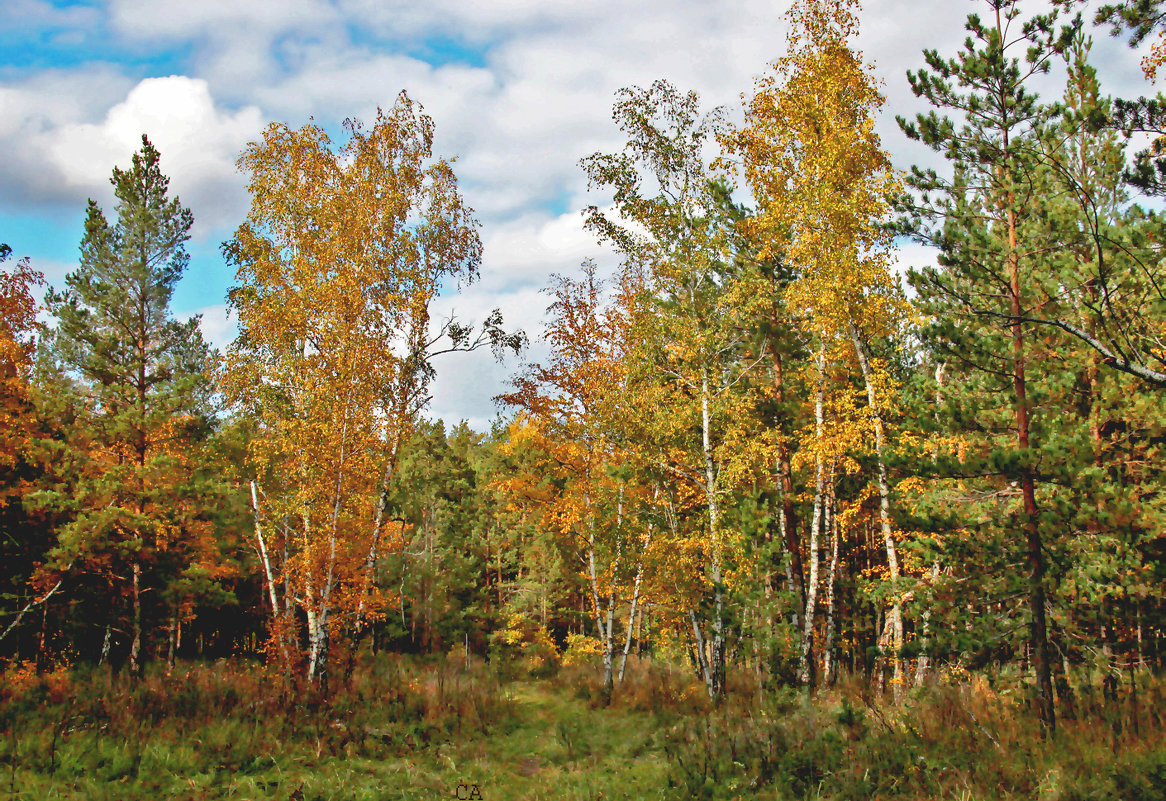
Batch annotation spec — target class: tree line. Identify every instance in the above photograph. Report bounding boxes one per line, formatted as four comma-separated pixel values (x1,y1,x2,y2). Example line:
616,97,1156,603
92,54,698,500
2,0,1164,737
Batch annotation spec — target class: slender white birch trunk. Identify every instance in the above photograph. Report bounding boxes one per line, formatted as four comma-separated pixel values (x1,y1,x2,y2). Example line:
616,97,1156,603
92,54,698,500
798,345,826,686
823,466,840,686
701,365,725,702
618,520,652,685
690,609,714,700
250,481,290,669
251,481,281,618
583,471,618,701
849,324,903,700
356,428,404,631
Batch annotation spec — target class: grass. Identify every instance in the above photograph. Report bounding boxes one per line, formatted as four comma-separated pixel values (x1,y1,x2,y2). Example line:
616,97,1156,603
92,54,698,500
0,655,672,800
0,655,1162,800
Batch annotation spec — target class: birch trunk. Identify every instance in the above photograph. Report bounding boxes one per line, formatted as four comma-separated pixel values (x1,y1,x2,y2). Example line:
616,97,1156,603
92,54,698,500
249,481,291,670
584,476,618,703
798,346,826,686
355,428,404,632
690,609,714,700
618,521,652,685
823,474,839,686
701,366,726,703
915,561,940,685
772,349,806,618
0,578,64,646
849,324,903,699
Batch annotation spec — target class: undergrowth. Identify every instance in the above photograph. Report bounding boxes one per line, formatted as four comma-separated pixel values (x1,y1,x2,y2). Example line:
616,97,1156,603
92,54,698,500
661,671,1166,801
1,655,1162,800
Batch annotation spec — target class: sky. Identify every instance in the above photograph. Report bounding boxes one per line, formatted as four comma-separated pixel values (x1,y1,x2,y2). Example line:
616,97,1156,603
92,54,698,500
0,0,1156,430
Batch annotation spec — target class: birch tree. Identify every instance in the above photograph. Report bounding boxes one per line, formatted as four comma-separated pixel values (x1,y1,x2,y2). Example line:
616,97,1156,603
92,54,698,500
499,263,654,702
582,81,758,704
221,93,495,684
732,0,910,691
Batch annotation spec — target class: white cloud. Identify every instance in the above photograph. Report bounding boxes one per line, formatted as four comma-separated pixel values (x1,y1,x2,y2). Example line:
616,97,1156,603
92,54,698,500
0,0,100,31
476,210,605,292
0,68,137,207
1,74,262,236
107,0,337,40
44,76,263,231
182,303,236,352
7,0,1161,429
426,284,546,431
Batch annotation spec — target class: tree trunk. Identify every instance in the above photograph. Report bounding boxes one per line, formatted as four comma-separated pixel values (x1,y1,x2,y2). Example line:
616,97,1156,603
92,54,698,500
250,481,291,670
1007,203,1055,735
584,477,617,704
690,609,714,699
823,478,839,686
798,346,826,687
772,349,807,616
99,624,111,667
701,366,726,703
129,559,142,677
915,562,940,686
166,612,177,673
850,324,903,700
618,522,651,685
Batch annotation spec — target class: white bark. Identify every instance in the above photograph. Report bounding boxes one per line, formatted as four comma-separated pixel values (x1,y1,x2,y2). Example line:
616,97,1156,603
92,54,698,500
823,472,840,686
690,609,714,700
583,476,617,699
250,481,282,619
618,521,652,684
850,324,903,699
0,577,64,645
915,562,940,685
701,366,725,702
798,346,826,685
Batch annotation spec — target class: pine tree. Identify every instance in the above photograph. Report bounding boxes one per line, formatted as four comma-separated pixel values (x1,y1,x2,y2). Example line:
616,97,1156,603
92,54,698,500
41,135,218,676
897,0,1075,733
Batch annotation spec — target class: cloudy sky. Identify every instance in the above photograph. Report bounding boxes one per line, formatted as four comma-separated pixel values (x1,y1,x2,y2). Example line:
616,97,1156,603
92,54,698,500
0,0,1155,429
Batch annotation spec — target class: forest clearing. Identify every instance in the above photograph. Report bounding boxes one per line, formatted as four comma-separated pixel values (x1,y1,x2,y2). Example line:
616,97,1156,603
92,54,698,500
3,655,1163,800
3,0,1166,798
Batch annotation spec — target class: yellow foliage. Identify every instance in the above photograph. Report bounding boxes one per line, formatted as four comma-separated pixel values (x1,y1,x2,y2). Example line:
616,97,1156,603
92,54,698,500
220,92,480,678
562,633,605,666
497,612,560,674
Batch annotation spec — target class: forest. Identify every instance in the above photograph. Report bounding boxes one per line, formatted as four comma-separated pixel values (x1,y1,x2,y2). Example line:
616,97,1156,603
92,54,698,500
1,0,1165,799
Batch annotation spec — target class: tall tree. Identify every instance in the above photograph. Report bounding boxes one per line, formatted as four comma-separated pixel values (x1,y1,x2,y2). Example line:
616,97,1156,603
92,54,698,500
0,244,43,475
0,244,50,654
897,0,1078,733
1001,1,1166,387
582,81,758,703
733,0,910,692
40,136,219,676
221,93,515,684
500,262,655,701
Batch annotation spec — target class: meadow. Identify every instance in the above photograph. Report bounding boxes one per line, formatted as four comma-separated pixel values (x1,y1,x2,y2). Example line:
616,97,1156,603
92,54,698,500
1,655,1162,801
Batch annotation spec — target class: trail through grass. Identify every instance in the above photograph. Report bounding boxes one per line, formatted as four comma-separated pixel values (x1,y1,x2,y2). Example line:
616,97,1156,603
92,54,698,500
0,673,671,801
2,658,1164,801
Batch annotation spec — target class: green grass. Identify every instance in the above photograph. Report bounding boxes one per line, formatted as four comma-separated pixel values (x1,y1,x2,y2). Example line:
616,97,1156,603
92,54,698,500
0,657,673,801
0,657,1163,800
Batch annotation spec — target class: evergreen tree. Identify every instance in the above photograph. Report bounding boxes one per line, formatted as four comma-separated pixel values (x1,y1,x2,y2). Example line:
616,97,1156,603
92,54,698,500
39,134,219,675
897,0,1075,733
